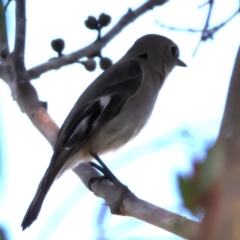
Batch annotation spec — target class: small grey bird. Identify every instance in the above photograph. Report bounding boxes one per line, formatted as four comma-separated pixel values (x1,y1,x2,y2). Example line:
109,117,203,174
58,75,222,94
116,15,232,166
21,34,186,230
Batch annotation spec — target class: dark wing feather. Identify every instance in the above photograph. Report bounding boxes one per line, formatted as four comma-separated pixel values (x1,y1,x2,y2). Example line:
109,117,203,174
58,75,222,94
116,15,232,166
55,60,144,161
60,65,144,159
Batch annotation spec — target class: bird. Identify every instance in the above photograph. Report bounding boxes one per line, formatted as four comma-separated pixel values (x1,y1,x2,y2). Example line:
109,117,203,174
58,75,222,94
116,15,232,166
21,34,186,230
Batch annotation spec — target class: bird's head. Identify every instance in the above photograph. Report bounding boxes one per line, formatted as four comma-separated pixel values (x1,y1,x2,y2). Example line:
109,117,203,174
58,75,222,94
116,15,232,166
125,34,187,77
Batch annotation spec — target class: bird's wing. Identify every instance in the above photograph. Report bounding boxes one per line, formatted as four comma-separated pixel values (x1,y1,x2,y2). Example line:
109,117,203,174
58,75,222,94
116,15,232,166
52,60,144,172
59,60,143,158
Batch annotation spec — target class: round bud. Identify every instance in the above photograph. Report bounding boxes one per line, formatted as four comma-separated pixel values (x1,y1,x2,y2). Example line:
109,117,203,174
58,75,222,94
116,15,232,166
84,58,96,71
100,57,112,70
98,13,111,27
85,16,98,30
51,38,65,54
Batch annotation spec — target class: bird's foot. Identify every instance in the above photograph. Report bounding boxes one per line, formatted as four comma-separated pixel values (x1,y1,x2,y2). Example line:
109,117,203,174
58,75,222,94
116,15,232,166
88,151,122,191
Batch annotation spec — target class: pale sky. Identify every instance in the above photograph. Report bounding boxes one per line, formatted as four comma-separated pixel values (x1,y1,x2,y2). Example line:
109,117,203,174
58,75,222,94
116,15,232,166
0,0,239,239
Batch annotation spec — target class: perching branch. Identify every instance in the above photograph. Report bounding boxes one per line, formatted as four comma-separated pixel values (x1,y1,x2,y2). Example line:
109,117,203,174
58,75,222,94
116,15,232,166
75,162,199,239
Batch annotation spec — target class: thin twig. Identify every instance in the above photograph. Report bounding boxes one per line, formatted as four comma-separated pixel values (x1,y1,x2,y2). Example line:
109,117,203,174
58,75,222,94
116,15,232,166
156,20,203,32
198,0,210,9
193,0,214,56
157,9,239,35
208,9,239,34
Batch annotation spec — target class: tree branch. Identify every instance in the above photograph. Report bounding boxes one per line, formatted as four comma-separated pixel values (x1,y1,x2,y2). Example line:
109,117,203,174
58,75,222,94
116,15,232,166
1,0,59,146
26,0,168,80
193,0,214,56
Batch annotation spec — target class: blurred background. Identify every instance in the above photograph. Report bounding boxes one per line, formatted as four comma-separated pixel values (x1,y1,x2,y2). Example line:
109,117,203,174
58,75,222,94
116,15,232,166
0,0,239,239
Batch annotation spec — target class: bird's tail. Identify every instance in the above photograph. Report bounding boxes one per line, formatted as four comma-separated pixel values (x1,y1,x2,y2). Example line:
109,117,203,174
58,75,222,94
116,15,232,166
21,169,54,230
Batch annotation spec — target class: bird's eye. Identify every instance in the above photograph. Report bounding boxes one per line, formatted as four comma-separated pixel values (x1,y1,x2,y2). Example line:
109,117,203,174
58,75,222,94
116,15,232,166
138,53,148,59
170,46,178,56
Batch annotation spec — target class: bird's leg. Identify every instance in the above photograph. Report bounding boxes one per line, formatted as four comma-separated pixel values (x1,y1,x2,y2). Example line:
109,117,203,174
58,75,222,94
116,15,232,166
89,162,105,174
88,151,121,191
89,151,131,215
90,151,120,183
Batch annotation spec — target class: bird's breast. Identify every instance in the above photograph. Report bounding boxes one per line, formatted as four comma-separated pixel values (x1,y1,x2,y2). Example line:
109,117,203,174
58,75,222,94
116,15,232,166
88,76,161,153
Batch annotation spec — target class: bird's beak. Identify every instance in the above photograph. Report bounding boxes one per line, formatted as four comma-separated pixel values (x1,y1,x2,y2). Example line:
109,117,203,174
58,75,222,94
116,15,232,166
177,58,187,67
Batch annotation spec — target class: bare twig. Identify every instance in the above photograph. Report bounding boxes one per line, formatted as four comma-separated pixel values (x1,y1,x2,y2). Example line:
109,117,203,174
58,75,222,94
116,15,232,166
207,9,239,36
198,0,211,9
193,0,214,56
157,9,239,34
